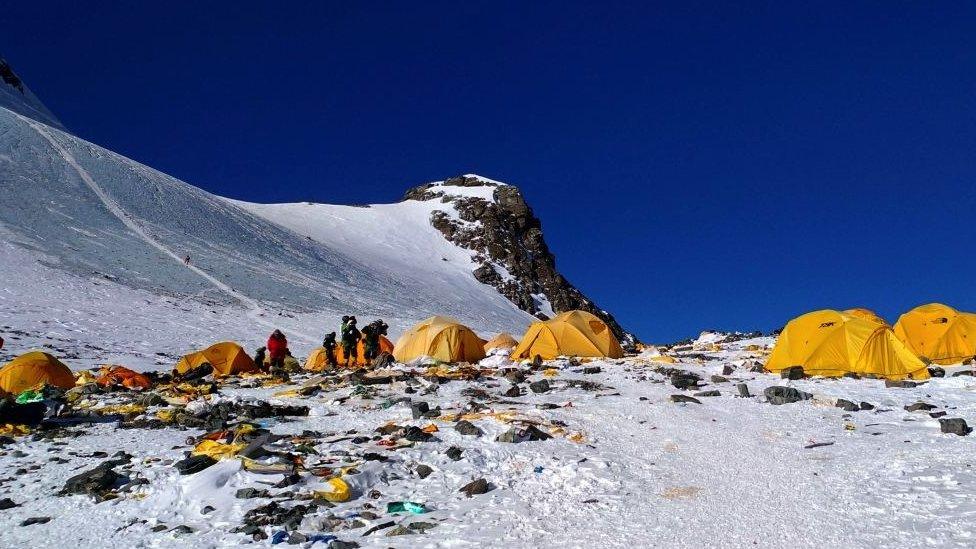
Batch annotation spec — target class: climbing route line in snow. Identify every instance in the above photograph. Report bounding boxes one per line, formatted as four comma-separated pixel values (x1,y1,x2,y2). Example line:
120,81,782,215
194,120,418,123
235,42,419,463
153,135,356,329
21,114,316,343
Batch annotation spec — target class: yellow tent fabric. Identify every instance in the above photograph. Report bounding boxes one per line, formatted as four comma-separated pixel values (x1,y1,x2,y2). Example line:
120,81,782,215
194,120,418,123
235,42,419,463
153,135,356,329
0,351,76,394
844,308,888,326
766,310,929,379
484,333,519,352
393,316,486,363
304,347,330,371
894,303,976,365
511,310,624,360
175,341,257,377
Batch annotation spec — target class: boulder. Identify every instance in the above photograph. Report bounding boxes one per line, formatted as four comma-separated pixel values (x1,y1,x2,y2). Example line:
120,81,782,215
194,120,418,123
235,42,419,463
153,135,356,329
455,420,483,437
670,394,702,404
780,366,804,380
904,402,937,412
670,373,700,390
939,418,972,436
459,478,491,497
763,386,812,405
529,380,551,394
496,425,552,443
835,399,860,412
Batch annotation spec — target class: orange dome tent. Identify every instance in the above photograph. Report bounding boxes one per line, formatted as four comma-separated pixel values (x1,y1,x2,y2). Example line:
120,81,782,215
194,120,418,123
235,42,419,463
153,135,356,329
512,310,624,360
484,333,519,353
175,341,257,377
305,336,394,370
337,336,394,366
0,351,76,394
393,316,486,364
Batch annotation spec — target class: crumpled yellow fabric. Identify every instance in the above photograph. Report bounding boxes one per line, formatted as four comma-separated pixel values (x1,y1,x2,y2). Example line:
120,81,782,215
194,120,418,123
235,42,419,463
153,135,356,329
75,370,99,386
96,404,147,415
156,409,177,423
192,439,246,460
0,424,31,436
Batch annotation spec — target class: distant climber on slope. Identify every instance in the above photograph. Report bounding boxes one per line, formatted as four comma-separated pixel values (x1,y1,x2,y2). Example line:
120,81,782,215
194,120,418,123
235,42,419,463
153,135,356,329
322,332,338,368
340,316,361,367
267,329,288,369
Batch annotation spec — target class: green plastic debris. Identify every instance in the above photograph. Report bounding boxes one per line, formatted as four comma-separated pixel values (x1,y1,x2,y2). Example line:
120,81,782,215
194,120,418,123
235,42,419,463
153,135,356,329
15,389,44,404
386,501,428,514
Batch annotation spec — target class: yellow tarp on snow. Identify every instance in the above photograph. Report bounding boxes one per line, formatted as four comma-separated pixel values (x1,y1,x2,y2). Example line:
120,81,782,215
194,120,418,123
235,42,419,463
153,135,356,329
393,316,486,364
511,310,624,361
766,309,928,380
484,333,519,352
175,341,257,377
0,351,76,394
894,303,976,365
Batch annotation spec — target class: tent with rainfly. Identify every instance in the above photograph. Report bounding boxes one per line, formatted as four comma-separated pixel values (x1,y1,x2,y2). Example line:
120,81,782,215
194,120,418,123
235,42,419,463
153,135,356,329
0,351,76,394
393,316,486,364
484,332,519,353
894,303,976,365
305,336,395,370
511,310,624,361
766,309,929,380
175,341,258,377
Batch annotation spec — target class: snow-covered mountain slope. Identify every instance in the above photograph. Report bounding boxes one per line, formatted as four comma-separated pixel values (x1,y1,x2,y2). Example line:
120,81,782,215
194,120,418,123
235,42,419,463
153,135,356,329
0,59,642,367
0,104,535,352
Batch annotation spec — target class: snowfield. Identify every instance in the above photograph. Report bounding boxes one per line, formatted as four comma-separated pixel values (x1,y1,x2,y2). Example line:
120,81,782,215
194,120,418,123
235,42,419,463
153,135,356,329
1,338,975,548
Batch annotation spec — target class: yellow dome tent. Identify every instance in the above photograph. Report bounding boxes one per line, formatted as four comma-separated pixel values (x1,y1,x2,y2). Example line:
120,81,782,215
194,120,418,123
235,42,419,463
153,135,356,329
894,303,976,365
766,310,928,380
393,316,486,364
484,333,519,352
844,308,888,326
511,310,625,360
304,336,395,370
304,347,330,371
0,351,76,394
175,341,258,377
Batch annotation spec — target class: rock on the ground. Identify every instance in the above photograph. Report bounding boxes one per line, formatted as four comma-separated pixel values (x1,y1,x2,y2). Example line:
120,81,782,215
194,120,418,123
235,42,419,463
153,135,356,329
939,418,972,436
459,478,491,497
764,386,812,405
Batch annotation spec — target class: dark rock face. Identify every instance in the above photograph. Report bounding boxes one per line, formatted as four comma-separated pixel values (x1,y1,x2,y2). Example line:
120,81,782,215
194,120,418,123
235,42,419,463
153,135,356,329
403,175,636,345
0,59,24,94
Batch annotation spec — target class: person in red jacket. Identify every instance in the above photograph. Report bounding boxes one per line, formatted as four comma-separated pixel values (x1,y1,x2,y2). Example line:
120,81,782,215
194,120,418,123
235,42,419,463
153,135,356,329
266,329,288,369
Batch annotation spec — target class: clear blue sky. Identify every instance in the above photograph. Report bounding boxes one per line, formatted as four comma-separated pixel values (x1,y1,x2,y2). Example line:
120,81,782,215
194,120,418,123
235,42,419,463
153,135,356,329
6,2,975,342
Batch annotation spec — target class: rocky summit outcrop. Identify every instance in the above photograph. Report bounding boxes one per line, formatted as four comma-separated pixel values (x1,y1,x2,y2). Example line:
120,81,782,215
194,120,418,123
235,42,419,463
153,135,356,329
403,175,637,346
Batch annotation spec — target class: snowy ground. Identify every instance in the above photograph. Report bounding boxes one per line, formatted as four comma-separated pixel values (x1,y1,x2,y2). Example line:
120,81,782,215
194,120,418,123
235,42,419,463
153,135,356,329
1,336,975,548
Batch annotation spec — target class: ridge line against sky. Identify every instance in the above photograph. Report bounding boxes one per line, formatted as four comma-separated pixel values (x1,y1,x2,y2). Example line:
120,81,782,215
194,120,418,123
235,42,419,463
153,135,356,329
4,1,976,342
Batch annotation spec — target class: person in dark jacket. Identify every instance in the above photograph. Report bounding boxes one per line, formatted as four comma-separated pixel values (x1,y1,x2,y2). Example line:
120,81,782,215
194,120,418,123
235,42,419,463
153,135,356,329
267,330,288,369
362,319,389,362
322,332,338,367
340,317,361,367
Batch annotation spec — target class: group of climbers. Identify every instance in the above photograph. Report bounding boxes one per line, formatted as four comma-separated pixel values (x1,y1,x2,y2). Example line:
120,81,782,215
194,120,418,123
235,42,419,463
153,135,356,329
317,316,389,368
